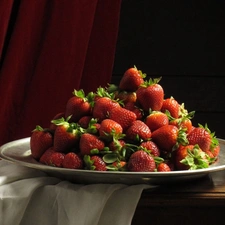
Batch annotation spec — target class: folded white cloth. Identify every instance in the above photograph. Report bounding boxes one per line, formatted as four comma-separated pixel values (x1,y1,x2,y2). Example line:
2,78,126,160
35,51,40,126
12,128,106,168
0,160,152,225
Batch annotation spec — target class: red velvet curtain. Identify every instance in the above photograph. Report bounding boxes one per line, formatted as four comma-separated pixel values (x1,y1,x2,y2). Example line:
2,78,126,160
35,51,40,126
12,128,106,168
0,0,122,145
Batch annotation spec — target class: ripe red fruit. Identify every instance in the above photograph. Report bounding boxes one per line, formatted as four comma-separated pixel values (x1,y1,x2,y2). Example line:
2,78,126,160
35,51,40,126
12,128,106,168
84,155,107,171
39,147,55,165
49,152,65,167
145,111,169,132
79,133,105,156
119,66,146,92
175,144,209,170
114,90,137,104
127,150,156,172
92,96,120,122
108,106,137,130
65,89,92,122
161,97,180,118
139,141,160,157
99,119,123,141
157,162,171,172
30,125,53,160
151,124,188,152
124,101,143,120
187,126,212,152
125,120,151,142
52,117,81,153
136,77,164,112
62,152,83,169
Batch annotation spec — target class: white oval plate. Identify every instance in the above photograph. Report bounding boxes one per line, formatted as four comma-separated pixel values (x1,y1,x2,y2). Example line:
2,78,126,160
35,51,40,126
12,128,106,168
1,137,225,184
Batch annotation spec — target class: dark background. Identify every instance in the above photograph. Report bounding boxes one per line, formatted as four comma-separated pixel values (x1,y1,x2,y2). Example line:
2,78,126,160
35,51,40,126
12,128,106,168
112,0,225,139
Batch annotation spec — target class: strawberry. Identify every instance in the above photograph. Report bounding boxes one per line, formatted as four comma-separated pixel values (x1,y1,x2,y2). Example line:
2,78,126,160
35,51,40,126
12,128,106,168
119,66,146,92
108,139,126,152
92,96,120,122
62,152,83,169
30,125,53,160
170,117,193,134
157,162,171,172
136,77,164,112
65,89,92,122
211,145,220,158
145,111,169,132
39,147,55,165
99,119,123,141
125,120,151,142
49,112,65,131
151,124,188,152
78,116,92,128
175,144,210,170
51,117,81,152
111,161,127,171
49,152,65,167
79,133,105,156
139,141,160,157
108,106,137,130
187,124,212,152
124,101,143,120
161,97,180,119
84,155,107,171
127,150,156,172
114,90,137,104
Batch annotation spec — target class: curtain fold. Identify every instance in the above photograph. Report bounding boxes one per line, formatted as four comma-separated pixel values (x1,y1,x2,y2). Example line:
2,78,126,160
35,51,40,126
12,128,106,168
0,0,121,145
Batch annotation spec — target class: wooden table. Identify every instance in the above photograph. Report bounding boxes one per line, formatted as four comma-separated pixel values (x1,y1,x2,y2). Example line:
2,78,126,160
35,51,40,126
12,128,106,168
132,170,225,225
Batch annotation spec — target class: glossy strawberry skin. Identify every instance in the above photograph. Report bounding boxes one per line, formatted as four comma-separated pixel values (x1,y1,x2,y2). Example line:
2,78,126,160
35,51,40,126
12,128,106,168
151,125,179,152
161,98,180,118
127,150,156,172
99,119,123,141
39,147,55,165
92,97,120,122
139,141,160,157
62,152,83,169
53,125,80,153
90,155,107,171
49,152,65,167
115,91,137,104
145,111,169,132
170,118,192,134
119,67,145,92
124,102,143,120
79,133,105,156
187,127,211,152
157,162,171,172
65,96,91,122
125,120,151,142
30,127,53,160
136,84,164,112
108,106,137,130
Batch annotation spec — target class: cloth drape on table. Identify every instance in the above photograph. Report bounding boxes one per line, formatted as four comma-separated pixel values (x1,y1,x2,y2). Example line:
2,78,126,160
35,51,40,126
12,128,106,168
0,0,121,145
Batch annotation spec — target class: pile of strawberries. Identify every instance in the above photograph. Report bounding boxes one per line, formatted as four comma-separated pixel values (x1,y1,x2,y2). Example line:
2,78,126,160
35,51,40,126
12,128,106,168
30,66,220,172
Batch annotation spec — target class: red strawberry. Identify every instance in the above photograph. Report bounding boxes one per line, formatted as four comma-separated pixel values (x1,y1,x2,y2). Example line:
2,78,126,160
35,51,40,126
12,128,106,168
125,120,151,142
127,150,156,172
119,66,146,92
49,112,65,131
187,125,212,152
161,97,180,118
145,111,169,132
78,116,92,128
65,89,92,122
39,147,55,165
114,90,137,104
99,119,123,141
211,145,220,158
49,152,65,167
84,155,107,171
108,139,126,151
52,117,81,153
124,101,143,120
92,96,120,122
170,117,193,134
175,144,209,170
157,162,171,172
30,125,53,160
79,133,105,156
136,77,164,112
108,106,137,130
111,161,127,171
139,141,160,157
151,124,188,152
62,152,83,169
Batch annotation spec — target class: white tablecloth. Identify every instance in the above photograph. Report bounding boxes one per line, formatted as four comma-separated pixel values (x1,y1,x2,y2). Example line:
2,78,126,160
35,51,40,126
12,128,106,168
0,160,152,225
